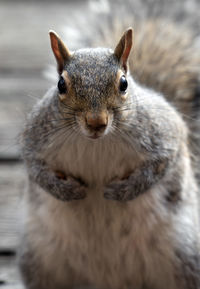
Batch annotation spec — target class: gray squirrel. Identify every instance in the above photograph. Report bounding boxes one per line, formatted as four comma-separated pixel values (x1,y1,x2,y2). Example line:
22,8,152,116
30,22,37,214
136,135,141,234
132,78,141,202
19,20,200,289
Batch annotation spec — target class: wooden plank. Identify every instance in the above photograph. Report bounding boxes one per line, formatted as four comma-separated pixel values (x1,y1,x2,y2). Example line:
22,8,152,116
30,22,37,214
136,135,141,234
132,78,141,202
0,163,26,251
0,255,24,289
0,162,25,287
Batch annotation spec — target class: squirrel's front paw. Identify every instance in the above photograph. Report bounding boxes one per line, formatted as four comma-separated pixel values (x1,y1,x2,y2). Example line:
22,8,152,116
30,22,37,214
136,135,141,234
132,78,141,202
104,178,138,201
51,171,87,201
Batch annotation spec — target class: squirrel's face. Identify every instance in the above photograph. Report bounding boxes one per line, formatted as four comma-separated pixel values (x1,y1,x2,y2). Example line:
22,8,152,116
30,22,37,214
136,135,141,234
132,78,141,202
49,28,133,139
57,50,130,139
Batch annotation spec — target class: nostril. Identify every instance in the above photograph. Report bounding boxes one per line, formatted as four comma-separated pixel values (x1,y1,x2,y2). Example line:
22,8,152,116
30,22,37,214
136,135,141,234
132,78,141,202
87,122,107,131
86,111,108,131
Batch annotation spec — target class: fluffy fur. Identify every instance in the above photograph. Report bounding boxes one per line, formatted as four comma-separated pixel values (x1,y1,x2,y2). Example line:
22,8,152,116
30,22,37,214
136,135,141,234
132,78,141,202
96,19,200,184
19,3,200,287
19,63,200,288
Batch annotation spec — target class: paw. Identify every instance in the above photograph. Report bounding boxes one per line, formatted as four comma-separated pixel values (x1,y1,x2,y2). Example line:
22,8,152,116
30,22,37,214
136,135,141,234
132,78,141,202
104,178,138,201
52,171,87,201
66,176,86,198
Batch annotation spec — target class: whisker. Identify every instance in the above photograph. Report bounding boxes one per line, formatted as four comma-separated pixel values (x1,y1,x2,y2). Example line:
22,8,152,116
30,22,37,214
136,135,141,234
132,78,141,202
34,121,77,145
45,122,77,150
114,99,200,123
112,122,140,157
24,117,76,131
113,118,179,154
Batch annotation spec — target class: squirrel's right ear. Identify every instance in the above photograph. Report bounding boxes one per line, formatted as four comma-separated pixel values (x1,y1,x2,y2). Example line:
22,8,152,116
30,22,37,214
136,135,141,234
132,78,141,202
49,30,71,75
114,28,133,72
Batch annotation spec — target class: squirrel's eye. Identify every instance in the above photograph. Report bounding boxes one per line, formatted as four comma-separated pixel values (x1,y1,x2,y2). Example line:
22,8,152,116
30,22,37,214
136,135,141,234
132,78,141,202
58,76,67,94
119,75,128,92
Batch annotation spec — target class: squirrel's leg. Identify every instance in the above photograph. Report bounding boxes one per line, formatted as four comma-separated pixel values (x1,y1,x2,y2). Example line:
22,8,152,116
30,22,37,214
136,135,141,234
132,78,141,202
104,159,167,201
25,158,86,201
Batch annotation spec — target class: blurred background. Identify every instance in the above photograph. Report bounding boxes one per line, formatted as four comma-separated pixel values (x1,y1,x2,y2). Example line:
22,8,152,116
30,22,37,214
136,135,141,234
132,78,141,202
0,0,199,288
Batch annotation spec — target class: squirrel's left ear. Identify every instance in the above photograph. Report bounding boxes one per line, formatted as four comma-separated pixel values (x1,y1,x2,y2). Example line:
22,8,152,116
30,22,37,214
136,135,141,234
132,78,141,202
49,30,71,75
114,28,133,72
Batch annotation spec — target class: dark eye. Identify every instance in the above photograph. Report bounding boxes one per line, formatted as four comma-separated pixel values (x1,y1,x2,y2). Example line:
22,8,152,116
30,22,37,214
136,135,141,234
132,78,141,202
119,75,128,92
58,76,67,94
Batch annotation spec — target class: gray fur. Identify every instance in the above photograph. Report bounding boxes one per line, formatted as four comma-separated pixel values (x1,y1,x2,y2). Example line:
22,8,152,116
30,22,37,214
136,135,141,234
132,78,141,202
19,34,200,289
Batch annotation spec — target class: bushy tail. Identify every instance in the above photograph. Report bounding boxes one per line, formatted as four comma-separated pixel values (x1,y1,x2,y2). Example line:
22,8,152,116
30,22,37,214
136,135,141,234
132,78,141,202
90,3,200,183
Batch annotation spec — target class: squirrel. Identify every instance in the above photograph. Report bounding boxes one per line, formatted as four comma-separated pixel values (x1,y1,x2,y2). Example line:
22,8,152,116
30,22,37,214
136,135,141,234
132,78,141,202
18,18,200,289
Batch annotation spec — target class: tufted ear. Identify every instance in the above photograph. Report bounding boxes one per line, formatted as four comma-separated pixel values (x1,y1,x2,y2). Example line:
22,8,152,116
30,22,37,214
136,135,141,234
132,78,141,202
49,30,71,75
114,28,133,72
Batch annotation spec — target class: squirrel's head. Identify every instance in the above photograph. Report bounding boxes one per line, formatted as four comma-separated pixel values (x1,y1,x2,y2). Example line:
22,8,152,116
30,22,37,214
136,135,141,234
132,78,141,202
49,28,133,139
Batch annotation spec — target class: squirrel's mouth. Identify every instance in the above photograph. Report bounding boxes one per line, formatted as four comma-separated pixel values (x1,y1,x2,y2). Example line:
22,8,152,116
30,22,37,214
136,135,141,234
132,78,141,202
84,125,108,139
87,131,105,140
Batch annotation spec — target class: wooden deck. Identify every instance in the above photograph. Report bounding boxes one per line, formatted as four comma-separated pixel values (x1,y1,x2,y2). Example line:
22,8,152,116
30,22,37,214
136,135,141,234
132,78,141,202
0,1,88,287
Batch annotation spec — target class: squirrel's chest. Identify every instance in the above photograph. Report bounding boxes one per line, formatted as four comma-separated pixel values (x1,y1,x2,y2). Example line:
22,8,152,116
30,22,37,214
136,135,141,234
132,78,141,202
49,138,140,185
40,191,175,289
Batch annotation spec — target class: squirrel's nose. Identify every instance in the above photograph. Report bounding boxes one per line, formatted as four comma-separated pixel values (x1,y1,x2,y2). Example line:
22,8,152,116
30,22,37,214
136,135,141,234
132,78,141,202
85,111,108,130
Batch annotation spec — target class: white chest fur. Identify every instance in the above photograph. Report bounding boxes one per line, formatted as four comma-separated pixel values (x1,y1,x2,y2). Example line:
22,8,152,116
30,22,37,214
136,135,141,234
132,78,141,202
46,134,142,186
32,182,178,289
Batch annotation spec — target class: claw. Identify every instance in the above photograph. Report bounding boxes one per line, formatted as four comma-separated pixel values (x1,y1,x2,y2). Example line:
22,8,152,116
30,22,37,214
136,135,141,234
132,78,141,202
55,170,67,180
